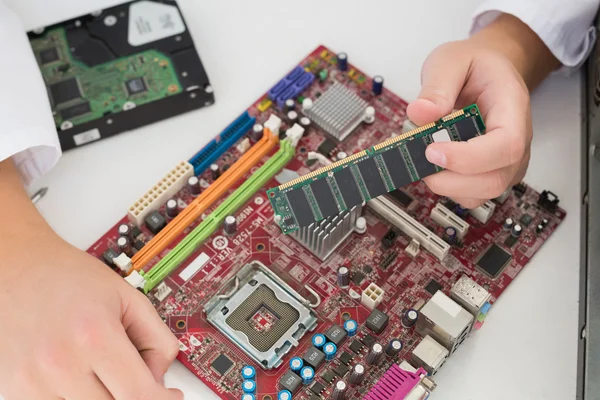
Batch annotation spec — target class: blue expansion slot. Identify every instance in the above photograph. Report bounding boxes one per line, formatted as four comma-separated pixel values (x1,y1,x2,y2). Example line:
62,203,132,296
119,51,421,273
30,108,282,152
188,111,256,175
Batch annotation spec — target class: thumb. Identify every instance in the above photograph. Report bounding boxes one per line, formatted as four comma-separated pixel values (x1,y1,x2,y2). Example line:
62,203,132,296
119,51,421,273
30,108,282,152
407,42,472,125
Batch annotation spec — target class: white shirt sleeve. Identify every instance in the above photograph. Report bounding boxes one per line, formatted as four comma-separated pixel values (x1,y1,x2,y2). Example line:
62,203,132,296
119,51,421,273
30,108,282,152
0,1,61,186
471,0,600,69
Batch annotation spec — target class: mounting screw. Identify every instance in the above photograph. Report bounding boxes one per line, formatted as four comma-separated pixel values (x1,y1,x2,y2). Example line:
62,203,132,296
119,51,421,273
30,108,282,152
104,15,117,26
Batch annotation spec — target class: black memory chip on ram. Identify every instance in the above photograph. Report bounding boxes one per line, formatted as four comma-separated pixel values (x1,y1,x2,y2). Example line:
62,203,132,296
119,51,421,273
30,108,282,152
356,157,387,198
454,117,480,141
286,188,315,227
333,167,363,209
380,148,412,188
60,102,91,120
310,178,339,219
405,138,438,178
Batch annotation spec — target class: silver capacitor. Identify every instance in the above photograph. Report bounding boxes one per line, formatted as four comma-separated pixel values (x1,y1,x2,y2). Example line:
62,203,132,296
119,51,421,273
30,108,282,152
166,199,179,218
287,110,298,123
366,343,384,365
117,236,132,256
251,123,263,142
511,224,523,238
348,364,366,385
332,380,348,400
188,176,201,196
210,163,220,180
337,266,350,287
385,339,403,357
300,117,311,127
118,223,131,238
224,215,237,235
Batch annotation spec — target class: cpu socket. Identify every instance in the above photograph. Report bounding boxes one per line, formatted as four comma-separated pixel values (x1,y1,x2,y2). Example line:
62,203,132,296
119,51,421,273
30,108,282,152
204,261,318,369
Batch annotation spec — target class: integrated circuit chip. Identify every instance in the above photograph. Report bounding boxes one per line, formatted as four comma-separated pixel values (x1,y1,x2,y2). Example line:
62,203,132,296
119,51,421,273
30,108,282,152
310,178,338,219
333,167,363,209
405,138,437,178
60,102,91,120
310,382,326,395
380,148,412,188
318,138,336,156
477,244,512,278
349,340,363,354
286,188,315,227
454,117,480,141
126,77,147,96
40,47,60,64
211,354,234,376
356,157,387,198
49,78,82,105
339,351,353,365
425,279,443,295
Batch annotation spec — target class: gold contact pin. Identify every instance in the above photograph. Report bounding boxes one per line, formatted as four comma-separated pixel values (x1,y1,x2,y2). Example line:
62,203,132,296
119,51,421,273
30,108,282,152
442,109,465,122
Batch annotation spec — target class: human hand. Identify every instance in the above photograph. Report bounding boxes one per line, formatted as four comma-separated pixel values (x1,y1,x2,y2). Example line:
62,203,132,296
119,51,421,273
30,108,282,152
0,233,182,400
407,14,558,209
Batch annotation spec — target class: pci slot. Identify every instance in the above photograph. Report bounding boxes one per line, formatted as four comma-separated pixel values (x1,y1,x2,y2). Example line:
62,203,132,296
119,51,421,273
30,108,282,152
131,124,280,270
188,111,256,175
141,139,296,292
430,203,470,239
369,196,450,260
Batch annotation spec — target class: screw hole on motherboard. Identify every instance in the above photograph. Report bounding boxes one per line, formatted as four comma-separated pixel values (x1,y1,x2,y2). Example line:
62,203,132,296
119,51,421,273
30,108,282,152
470,107,477,114
256,243,265,251
342,312,351,321
176,320,186,329
299,147,306,153
262,396,273,400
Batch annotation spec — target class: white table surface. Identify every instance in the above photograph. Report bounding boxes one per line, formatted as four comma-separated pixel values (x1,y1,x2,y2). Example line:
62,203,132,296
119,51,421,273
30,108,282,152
6,0,581,399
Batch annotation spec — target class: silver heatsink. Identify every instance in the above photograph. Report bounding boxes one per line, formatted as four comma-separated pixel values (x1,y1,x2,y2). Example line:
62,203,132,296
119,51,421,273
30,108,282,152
305,82,368,141
291,205,363,260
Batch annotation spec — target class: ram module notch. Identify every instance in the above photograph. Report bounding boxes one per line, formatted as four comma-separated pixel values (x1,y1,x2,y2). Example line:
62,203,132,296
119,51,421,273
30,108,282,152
267,105,485,234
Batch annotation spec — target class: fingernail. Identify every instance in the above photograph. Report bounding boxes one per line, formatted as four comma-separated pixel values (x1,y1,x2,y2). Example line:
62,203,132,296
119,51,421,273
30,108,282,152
426,147,446,167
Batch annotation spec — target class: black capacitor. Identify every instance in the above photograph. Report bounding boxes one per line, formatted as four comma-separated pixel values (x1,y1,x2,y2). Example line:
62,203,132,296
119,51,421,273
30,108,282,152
385,339,403,357
337,266,350,287
348,364,366,385
401,309,419,328
372,75,384,95
542,218,549,226
210,163,220,180
503,217,514,231
366,343,384,365
166,199,179,218
117,236,132,256
332,380,348,400
251,124,264,142
511,224,523,238
536,224,544,234
442,227,457,245
118,223,131,238
337,52,348,71
300,116,311,127
285,98,295,111
287,110,298,123
224,215,237,235
187,176,201,196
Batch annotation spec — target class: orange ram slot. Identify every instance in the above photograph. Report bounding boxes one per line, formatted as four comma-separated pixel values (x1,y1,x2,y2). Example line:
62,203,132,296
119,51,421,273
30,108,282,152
131,128,279,271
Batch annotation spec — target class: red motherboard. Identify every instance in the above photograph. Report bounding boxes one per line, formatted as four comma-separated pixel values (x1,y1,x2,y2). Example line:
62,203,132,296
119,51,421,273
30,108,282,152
87,46,565,399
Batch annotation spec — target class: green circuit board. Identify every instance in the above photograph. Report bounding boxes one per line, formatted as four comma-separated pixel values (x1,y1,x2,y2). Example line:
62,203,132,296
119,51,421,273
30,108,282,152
30,27,183,128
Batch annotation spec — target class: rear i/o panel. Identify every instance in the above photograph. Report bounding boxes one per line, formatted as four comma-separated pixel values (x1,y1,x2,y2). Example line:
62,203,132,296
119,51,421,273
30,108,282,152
87,45,565,399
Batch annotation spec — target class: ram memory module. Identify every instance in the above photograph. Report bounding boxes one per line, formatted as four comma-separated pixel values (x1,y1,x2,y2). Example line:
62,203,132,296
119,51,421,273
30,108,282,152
267,104,485,234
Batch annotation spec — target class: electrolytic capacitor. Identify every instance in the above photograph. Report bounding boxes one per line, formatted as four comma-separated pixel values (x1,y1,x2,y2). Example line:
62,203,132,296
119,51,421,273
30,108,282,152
364,106,376,124
300,117,311,127
289,357,304,373
454,205,468,217
210,163,220,180
312,334,326,349
118,223,131,238
401,309,419,328
166,199,179,218
503,217,514,231
302,98,313,112
442,226,457,245
372,75,384,95
277,390,292,400
337,52,348,71
542,218,549,226
287,110,298,123
343,319,358,337
285,98,295,111
511,224,523,238
224,215,237,235
242,394,255,400
117,236,132,257
337,266,350,287
332,380,348,400
385,339,403,357
251,123,264,142
323,342,337,360
349,364,366,385
300,366,315,384
242,380,256,394
187,176,201,195
366,343,384,365
241,365,256,380
536,224,544,234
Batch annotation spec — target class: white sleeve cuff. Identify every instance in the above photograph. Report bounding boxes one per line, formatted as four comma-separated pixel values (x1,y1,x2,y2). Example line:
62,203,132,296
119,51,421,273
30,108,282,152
471,0,598,70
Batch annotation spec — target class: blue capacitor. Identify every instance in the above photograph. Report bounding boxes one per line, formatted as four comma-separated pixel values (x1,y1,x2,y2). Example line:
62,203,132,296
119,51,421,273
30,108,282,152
242,395,255,400
242,380,256,394
337,52,348,71
241,365,256,380
301,366,315,384
454,205,468,217
372,75,384,95
312,333,326,349
344,319,358,337
323,342,338,360
278,390,293,400
289,356,304,373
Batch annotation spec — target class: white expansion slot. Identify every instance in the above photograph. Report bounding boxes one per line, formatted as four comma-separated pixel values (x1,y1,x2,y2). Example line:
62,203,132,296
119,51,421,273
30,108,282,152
430,203,470,239
469,200,496,224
